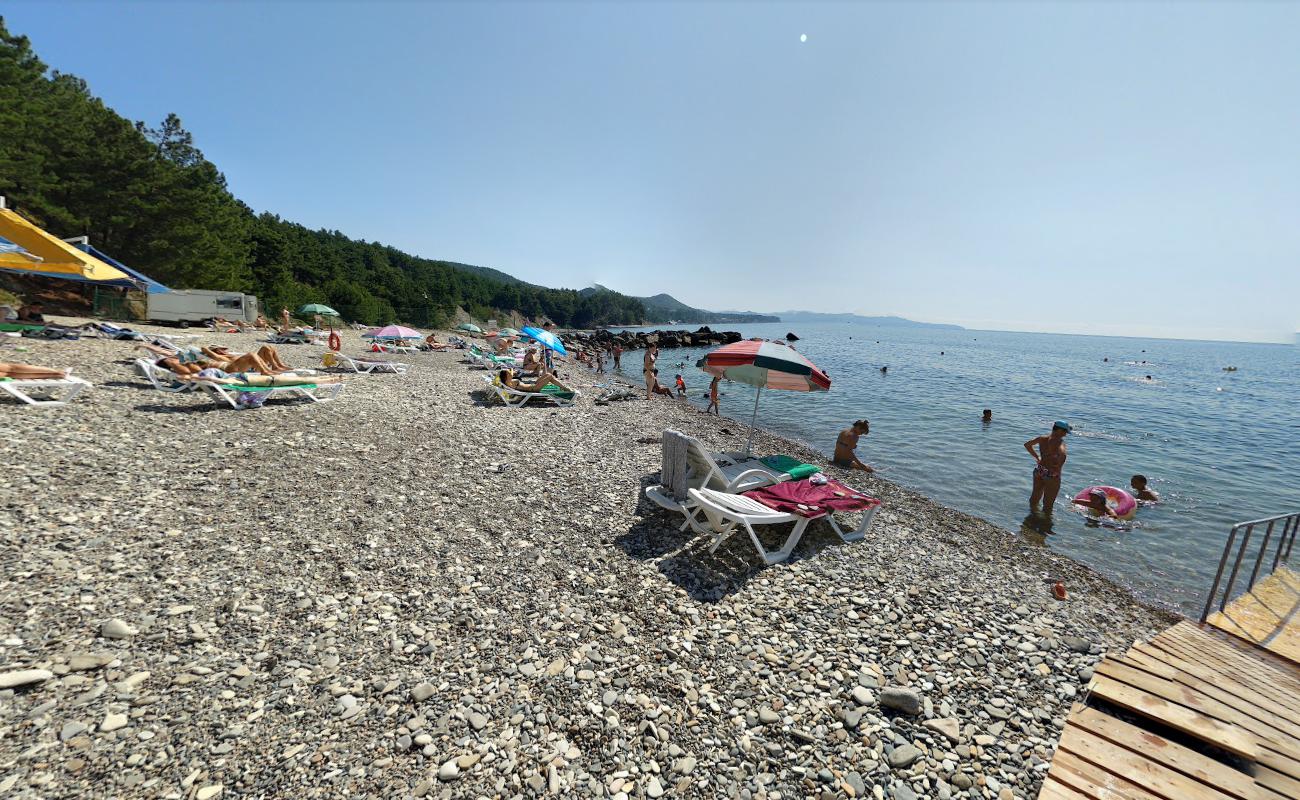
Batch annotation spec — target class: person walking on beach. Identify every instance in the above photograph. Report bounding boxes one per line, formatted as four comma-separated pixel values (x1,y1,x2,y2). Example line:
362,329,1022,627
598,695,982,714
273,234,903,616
612,343,623,370
833,420,874,472
542,322,556,372
643,344,659,399
1025,420,1070,514
706,376,720,414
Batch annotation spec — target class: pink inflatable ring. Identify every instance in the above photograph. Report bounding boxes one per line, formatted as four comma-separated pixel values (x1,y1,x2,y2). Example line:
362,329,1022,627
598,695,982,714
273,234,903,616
1073,485,1137,520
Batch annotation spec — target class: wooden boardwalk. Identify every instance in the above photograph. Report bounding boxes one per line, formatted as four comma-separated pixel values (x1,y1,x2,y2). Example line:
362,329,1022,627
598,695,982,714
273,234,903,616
1040,591,1300,800
1206,567,1300,666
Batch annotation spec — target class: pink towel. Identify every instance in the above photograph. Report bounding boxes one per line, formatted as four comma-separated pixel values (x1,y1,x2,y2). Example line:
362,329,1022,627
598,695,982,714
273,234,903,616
743,479,882,519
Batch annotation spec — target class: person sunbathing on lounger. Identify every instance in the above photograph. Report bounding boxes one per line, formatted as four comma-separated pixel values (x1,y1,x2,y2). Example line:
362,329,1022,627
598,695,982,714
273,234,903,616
137,343,296,376
423,334,448,351
498,369,571,394
0,362,70,379
180,369,343,387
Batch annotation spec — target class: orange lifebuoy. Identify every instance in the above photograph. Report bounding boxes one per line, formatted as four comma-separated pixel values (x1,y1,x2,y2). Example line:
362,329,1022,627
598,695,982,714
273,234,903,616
328,330,341,351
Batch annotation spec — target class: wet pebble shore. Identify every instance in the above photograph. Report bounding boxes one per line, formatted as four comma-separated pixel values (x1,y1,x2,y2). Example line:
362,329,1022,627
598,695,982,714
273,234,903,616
0,322,1176,799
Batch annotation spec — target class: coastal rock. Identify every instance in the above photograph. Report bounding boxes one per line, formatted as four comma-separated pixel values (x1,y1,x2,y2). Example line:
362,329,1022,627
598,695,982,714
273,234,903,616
880,687,924,716
888,744,921,769
99,619,134,639
0,669,53,689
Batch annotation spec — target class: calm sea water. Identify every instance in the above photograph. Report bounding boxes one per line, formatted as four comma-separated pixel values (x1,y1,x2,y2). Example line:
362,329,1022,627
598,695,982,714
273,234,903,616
608,323,1299,616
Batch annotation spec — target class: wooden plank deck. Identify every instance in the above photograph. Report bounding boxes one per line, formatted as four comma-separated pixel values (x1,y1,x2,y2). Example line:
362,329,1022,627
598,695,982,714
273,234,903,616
1206,567,1300,666
1040,609,1300,800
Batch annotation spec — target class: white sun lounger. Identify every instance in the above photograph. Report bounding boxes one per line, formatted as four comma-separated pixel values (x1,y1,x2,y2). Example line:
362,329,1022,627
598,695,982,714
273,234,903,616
645,429,784,514
482,375,578,407
323,354,409,374
267,332,323,345
370,342,418,355
135,358,198,392
0,376,92,407
197,379,344,409
684,487,881,565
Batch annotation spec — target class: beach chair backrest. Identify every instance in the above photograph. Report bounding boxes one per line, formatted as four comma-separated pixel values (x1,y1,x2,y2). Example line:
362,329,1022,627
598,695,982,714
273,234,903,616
660,429,692,502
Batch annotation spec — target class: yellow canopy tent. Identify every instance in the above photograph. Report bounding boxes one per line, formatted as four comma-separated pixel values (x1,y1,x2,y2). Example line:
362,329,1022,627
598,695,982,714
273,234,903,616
0,207,134,283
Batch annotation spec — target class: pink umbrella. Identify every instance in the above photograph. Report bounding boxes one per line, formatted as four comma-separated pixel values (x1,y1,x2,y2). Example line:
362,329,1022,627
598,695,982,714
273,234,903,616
362,325,422,340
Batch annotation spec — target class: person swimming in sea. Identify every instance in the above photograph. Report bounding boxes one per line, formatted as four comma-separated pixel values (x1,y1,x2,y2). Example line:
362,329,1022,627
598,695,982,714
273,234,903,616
1025,421,1070,514
1130,474,1160,502
982,409,993,423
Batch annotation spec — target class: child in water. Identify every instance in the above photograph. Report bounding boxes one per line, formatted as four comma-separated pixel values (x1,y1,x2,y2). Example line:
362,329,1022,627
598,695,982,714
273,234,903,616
1130,474,1159,502
674,374,686,397
1072,489,1118,518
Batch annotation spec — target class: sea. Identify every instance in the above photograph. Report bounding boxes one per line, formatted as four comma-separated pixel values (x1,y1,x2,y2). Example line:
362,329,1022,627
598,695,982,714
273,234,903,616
605,322,1299,617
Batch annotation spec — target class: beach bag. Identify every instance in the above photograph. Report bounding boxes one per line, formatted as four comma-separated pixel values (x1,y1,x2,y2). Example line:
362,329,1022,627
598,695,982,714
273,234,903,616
235,391,267,410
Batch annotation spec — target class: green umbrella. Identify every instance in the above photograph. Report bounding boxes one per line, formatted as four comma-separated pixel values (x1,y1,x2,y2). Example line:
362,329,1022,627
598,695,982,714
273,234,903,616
298,303,339,317
458,323,483,333
497,327,520,337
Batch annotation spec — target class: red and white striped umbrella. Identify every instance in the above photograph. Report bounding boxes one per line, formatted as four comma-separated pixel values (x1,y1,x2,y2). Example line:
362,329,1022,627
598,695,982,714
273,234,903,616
696,339,831,391
696,339,831,454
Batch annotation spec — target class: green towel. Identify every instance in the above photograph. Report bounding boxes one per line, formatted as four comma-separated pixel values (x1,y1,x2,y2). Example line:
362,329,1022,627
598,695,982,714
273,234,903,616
230,383,317,392
760,454,820,479
540,385,575,400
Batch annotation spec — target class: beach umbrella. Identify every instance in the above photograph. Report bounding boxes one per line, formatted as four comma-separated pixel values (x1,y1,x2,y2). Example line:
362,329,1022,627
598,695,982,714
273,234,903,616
696,338,831,456
458,323,482,333
297,303,339,317
521,325,567,356
363,324,422,340
497,327,520,338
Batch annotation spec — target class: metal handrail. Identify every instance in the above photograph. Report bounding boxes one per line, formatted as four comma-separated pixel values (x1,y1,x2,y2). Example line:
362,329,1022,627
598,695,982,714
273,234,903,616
1201,510,1300,623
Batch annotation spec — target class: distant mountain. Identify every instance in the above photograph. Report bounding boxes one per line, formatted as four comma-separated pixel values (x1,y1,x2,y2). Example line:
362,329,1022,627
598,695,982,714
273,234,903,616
773,310,964,330
581,285,779,324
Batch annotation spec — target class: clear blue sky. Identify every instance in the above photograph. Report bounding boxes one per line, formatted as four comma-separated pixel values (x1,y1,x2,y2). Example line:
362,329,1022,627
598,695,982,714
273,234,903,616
5,1,1298,342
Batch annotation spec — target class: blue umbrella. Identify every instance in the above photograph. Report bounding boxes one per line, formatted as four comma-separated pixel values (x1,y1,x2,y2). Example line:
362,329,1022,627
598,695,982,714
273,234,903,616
521,326,567,356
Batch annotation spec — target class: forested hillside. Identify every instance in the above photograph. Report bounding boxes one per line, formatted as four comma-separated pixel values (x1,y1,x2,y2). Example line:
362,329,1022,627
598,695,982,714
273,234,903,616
0,19,645,327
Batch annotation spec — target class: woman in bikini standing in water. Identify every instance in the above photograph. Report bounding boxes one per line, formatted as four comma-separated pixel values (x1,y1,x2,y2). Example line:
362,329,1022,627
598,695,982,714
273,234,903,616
1024,420,1070,515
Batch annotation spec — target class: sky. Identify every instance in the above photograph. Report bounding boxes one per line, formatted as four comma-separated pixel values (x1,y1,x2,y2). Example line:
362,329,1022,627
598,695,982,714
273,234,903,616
4,1,1298,343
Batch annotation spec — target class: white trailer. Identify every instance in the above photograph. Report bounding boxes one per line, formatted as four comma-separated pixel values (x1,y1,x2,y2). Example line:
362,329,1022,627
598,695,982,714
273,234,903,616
146,290,260,327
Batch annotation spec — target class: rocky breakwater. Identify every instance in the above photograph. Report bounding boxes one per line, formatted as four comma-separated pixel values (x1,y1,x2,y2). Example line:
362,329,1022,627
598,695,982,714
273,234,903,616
569,326,743,351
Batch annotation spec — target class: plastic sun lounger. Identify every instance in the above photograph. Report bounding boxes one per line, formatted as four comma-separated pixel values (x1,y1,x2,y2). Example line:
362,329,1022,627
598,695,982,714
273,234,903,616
267,332,322,345
135,358,198,392
482,375,577,407
370,342,418,354
136,358,321,392
197,379,345,409
322,354,409,374
684,487,881,565
0,375,92,407
645,431,787,514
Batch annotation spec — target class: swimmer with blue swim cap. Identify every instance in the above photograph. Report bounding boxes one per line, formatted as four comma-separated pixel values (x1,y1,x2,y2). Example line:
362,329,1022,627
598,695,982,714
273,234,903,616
1025,420,1070,514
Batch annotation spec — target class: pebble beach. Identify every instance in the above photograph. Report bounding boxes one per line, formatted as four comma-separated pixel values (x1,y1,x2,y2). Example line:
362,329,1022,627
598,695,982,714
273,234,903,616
0,322,1178,800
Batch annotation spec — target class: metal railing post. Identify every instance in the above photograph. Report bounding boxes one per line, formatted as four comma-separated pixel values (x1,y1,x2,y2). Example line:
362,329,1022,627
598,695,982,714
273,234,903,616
1272,516,1297,573
1219,524,1255,614
1247,520,1277,593
1202,526,1241,623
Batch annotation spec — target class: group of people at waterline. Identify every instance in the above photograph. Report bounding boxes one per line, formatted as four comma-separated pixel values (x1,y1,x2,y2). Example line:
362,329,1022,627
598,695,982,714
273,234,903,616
636,342,1157,527
1026,420,1159,525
